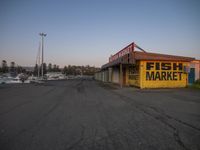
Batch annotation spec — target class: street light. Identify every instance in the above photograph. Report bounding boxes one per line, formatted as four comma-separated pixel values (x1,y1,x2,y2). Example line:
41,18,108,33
39,32,47,79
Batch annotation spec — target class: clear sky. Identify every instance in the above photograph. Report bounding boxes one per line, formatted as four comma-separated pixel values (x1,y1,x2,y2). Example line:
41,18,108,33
0,0,200,67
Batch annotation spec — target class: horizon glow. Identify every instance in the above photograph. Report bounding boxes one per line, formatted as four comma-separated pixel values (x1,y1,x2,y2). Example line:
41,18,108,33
0,0,200,67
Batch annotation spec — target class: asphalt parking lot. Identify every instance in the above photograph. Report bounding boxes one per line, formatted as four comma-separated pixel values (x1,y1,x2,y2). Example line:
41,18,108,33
0,79,200,150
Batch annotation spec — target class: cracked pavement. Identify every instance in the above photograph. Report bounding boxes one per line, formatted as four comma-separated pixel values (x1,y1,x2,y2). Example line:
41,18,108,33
0,78,200,150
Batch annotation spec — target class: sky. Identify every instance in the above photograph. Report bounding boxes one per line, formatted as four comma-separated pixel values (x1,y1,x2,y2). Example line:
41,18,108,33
0,0,200,67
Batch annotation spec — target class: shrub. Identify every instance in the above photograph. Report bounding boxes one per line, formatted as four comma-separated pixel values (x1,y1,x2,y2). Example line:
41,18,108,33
194,79,200,84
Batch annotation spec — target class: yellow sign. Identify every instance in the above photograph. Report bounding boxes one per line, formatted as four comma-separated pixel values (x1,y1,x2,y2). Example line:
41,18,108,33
139,61,188,88
146,62,183,81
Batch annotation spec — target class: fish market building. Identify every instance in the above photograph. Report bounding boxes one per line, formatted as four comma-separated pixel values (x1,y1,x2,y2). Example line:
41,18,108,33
95,42,196,88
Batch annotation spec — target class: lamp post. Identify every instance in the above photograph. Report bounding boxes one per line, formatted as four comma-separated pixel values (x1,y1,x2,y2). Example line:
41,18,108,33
39,32,47,79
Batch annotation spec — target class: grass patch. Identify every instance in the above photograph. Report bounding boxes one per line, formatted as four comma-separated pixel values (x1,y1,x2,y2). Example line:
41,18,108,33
189,79,200,89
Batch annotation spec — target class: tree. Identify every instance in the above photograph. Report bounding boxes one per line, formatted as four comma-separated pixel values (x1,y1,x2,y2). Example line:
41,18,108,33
56,65,60,72
33,64,39,76
10,61,16,76
67,65,73,75
10,61,15,67
33,63,47,76
48,63,52,72
63,66,67,74
53,64,57,72
43,63,47,74
10,61,15,72
1,60,8,73
16,66,23,74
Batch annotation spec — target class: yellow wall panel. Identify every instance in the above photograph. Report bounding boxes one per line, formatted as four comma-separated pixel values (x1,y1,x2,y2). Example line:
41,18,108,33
140,61,189,88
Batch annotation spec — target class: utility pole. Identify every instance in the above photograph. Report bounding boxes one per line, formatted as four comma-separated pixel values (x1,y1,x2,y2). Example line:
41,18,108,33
37,42,41,78
39,33,47,79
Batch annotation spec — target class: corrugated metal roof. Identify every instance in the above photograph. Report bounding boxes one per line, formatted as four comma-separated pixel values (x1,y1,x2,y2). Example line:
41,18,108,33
134,51,195,61
101,51,195,69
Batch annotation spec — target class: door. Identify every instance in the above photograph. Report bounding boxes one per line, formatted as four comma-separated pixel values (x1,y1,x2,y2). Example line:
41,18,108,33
188,68,195,84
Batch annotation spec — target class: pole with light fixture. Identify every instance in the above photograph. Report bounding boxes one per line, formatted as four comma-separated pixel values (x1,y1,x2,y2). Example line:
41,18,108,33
39,32,47,79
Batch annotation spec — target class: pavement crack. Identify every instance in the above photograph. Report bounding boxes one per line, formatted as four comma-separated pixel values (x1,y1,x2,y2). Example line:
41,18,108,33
137,107,190,150
149,106,200,132
112,90,200,132
110,90,192,150
174,129,190,150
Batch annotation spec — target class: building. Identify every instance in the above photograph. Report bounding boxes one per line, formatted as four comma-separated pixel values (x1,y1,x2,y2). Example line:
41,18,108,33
95,42,196,88
189,60,200,84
